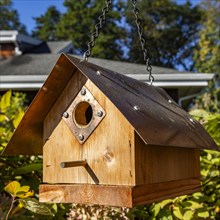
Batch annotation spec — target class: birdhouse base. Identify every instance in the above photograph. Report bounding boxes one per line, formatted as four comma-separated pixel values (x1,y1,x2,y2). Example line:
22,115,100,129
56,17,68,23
39,178,200,207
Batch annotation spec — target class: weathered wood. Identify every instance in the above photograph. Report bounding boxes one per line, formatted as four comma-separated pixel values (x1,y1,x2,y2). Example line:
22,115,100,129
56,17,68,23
39,184,133,207
135,133,200,185
39,178,200,207
132,178,200,206
43,77,135,186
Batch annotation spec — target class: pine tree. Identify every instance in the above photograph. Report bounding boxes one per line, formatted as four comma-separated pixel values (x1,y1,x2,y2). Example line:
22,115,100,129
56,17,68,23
0,0,26,33
194,0,220,75
125,0,201,70
193,0,220,113
56,0,124,60
32,6,61,41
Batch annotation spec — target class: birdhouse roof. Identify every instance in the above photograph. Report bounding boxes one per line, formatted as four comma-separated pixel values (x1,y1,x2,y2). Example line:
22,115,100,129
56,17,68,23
3,53,218,155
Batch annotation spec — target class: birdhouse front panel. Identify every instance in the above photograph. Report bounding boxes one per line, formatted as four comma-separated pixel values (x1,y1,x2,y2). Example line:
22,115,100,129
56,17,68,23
43,71,136,186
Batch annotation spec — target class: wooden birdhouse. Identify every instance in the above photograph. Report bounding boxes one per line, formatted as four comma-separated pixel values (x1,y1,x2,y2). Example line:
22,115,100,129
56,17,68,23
3,54,218,207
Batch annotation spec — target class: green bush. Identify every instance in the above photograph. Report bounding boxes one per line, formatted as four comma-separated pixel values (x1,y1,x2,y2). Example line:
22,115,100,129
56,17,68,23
0,91,70,219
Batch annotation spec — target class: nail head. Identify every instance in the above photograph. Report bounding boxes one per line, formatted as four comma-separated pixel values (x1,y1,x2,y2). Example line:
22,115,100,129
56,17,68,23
97,110,103,117
63,112,69,118
81,88,86,96
133,105,140,111
79,134,84,141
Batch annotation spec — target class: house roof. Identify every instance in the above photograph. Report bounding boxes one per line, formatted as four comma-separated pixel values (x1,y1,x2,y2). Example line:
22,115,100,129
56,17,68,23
3,53,218,155
0,30,42,46
0,54,60,75
0,30,72,55
29,41,73,54
0,53,215,90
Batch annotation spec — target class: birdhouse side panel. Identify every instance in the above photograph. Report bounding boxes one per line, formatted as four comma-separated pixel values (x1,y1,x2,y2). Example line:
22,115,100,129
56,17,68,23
43,75,136,186
135,134,200,185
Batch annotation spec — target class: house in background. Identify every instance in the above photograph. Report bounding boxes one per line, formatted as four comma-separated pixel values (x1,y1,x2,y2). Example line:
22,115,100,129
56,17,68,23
0,30,215,109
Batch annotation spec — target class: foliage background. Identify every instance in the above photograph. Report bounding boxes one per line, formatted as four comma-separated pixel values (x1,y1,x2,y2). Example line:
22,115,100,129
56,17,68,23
0,0,219,219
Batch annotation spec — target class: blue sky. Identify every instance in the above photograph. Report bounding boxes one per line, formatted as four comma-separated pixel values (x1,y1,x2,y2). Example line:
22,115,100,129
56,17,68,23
12,0,65,34
12,0,201,34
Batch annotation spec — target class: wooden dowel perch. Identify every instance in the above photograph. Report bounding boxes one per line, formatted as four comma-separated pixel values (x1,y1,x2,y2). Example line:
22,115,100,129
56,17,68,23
60,160,87,168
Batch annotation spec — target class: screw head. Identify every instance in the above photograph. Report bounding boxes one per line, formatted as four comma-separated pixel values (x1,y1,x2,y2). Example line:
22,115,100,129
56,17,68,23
97,110,103,117
81,88,86,96
189,118,194,123
63,112,69,118
79,134,84,141
133,105,140,111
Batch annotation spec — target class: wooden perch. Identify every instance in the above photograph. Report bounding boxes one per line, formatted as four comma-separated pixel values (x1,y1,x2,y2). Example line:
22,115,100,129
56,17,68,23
60,160,87,168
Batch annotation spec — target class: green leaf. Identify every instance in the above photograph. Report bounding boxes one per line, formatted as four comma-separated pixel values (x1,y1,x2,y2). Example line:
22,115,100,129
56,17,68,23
17,190,34,198
183,210,194,220
4,181,35,198
160,199,173,209
14,163,43,175
183,201,203,209
192,192,203,199
0,90,11,112
197,210,210,218
13,109,24,128
151,203,161,217
190,109,210,120
52,203,58,212
16,186,30,194
212,158,220,165
173,206,183,219
19,198,54,216
157,208,173,220
0,113,6,122
4,181,20,196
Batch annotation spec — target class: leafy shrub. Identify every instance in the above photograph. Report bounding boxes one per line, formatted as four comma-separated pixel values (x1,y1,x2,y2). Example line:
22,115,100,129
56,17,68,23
0,91,70,219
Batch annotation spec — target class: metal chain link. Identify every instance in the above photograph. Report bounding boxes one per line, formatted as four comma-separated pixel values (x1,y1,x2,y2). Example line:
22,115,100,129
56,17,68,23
131,0,154,84
83,0,154,84
83,0,112,61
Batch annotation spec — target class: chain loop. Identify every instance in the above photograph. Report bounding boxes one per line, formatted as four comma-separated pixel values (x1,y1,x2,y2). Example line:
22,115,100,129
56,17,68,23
82,0,154,84
83,0,112,61
131,0,154,84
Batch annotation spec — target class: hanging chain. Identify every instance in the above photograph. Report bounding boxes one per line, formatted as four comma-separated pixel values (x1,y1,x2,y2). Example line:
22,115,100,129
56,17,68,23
131,0,154,84
83,0,112,61
82,0,154,84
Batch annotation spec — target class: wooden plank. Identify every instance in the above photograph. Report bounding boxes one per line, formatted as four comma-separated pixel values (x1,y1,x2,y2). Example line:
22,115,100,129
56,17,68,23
40,178,200,207
39,184,133,207
43,76,135,186
133,178,200,206
135,133,200,185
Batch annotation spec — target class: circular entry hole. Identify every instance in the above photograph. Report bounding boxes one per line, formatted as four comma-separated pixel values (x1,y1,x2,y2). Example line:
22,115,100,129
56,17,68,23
74,101,93,126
